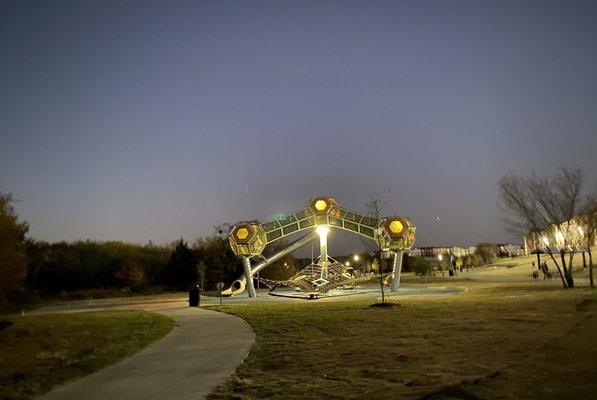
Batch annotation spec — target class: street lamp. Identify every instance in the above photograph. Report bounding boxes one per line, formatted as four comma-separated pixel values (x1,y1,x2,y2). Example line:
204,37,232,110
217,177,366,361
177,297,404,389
353,254,360,262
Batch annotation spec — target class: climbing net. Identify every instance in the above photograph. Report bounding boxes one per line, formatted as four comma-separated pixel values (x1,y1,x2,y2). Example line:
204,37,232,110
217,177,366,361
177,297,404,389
258,256,370,294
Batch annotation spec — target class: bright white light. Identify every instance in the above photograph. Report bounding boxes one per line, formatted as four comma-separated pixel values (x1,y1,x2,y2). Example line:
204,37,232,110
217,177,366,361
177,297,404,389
578,226,584,237
555,231,565,246
541,236,549,246
316,225,330,236
353,254,360,262
345,261,350,266
438,254,443,261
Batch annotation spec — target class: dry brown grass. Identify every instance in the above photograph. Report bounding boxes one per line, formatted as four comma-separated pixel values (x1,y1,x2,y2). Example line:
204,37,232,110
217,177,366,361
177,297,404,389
208,282,596,399
0,311,175,400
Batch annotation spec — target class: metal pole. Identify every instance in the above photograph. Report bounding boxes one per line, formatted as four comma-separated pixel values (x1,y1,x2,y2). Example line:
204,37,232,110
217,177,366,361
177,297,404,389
219,260,223,305
390,251,404,292
242,257,256,298
318,227,329,280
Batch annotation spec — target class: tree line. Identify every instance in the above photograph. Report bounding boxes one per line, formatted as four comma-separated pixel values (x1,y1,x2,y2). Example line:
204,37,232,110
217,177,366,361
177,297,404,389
0,193,255,309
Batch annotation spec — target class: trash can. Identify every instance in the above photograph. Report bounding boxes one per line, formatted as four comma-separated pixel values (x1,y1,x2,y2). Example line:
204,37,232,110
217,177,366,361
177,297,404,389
448,269,454,277
189,284,200,307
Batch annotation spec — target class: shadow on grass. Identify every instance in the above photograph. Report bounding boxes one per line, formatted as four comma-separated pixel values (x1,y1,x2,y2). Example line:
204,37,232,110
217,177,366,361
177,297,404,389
369,302,400,309
0,319,13,332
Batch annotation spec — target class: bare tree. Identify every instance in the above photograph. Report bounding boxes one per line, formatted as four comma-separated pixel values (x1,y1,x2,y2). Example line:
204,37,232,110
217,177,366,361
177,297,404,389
498,166,586,288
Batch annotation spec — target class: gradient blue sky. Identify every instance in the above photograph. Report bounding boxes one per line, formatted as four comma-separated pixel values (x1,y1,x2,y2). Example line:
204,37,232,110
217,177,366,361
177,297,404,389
1,0,596,251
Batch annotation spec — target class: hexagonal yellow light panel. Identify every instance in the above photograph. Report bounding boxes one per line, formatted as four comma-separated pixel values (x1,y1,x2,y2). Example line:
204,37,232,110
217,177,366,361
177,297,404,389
229,222,267,256
388,220,404,234
231,224,254,244
383,217,410,238
307,196,338,215
378,217,416,252
236,227,249,240
314,199,328,211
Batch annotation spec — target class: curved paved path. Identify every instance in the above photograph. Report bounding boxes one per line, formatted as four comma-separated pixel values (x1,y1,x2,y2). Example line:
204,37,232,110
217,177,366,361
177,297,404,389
39,307,254,400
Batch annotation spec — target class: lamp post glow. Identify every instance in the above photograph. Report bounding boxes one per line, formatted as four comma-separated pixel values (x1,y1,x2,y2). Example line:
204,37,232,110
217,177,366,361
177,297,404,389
316,225,330,279
353,254,359,262
555,231,565,248
316,225,330,236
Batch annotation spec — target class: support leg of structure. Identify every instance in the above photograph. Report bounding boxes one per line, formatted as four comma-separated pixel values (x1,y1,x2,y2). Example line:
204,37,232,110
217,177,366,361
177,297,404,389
318,227,329,280
241,257,256,298
390,251,404,292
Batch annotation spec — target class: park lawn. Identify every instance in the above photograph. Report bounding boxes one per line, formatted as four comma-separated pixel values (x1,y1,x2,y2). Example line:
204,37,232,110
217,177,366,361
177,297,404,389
208,283,596,400
0,310,175,400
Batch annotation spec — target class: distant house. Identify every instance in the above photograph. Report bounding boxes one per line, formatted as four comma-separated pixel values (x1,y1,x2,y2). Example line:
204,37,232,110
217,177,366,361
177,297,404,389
406,246,474,261
498,243,525,257
523,216,595,255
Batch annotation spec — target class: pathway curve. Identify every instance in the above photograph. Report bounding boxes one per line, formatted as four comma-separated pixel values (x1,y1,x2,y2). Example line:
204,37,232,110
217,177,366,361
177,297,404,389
39,306,254,400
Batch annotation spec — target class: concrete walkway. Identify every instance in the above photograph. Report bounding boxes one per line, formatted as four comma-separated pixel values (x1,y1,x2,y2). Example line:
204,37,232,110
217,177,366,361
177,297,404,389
39,307,254,400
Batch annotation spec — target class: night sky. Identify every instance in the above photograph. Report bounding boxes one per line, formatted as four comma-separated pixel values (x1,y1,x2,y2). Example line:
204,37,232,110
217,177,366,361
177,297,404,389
1,0,596,251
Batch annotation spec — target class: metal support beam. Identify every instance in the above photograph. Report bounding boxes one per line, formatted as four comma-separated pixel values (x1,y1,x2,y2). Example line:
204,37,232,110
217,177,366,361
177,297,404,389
318,227,329,279
242,257,256,298
252,231,318,275
223,231,318,296
390,251,404,292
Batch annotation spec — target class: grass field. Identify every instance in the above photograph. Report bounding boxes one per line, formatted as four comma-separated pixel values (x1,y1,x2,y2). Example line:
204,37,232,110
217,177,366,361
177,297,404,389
0,311,175,400
207,282,596,399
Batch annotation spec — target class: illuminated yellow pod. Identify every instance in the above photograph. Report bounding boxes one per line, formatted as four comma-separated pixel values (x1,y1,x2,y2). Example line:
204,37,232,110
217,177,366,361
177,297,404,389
229,222,267,256
378,216,416,252
307,196,337,215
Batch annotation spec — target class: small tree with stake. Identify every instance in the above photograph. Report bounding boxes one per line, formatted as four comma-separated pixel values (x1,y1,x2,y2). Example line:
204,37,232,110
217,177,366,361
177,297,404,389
366,191,389,304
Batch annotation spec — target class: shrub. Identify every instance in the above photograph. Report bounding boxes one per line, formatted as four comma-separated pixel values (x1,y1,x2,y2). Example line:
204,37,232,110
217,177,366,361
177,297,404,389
411,258,435,276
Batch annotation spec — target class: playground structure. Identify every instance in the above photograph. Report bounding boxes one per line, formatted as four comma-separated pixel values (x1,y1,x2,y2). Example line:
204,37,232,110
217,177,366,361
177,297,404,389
224,196,416,298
